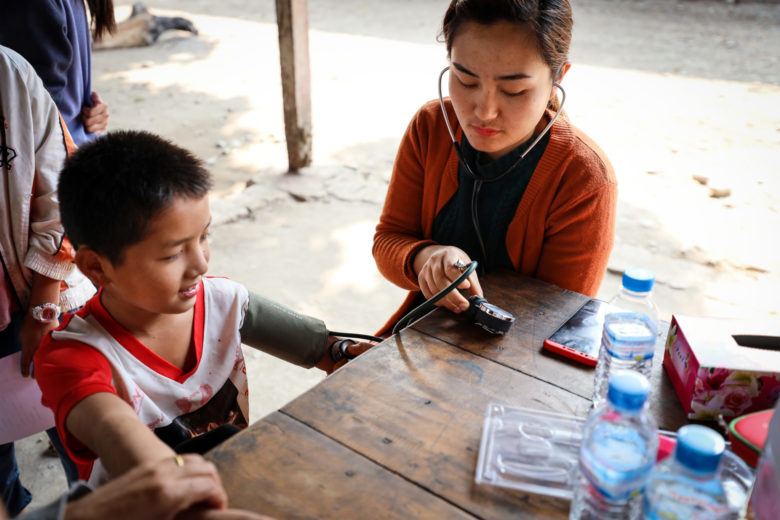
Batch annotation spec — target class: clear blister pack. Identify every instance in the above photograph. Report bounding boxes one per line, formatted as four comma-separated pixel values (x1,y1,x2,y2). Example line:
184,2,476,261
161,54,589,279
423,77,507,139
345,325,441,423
475,404,584,499
475,403,755,510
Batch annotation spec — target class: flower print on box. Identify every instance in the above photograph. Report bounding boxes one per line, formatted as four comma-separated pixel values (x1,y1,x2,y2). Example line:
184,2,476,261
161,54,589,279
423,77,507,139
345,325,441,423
691,368,765,420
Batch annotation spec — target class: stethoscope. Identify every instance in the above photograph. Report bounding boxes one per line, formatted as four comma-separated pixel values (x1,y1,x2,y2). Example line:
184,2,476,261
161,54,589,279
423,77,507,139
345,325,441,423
436,65,566,266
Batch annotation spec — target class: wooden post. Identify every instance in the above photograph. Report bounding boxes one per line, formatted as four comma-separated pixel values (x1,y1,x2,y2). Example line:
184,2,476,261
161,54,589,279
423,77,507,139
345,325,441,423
275,0,312,172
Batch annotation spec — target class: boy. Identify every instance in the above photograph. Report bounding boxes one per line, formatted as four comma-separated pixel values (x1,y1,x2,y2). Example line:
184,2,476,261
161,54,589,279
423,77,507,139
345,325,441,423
34,130,372,486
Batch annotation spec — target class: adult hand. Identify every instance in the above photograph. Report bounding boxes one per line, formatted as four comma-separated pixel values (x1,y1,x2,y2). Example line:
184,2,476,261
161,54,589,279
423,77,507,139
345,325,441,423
82,91,109,135
63,454,229,520
412,245,483,314
18,313,57,377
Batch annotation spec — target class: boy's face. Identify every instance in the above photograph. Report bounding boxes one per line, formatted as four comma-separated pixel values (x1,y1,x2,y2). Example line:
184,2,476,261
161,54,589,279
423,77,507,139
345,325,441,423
99,195,211,324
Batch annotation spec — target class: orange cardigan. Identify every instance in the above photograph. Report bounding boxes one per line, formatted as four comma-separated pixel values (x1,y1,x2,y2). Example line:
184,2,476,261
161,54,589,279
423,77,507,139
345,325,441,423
373,99,618,334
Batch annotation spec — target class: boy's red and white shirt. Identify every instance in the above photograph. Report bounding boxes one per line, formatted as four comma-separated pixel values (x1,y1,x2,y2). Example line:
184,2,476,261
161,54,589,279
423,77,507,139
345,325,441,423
35,276,249,485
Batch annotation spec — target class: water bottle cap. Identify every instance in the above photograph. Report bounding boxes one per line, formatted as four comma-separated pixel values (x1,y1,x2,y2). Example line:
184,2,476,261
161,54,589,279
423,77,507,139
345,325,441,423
622,267,655,293
675,425,725,474
606,370,650,412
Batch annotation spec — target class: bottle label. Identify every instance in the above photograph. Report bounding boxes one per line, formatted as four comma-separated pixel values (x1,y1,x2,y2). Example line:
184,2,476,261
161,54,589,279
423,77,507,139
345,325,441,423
645,485,731,519
581,422,654,500
602,312,656,361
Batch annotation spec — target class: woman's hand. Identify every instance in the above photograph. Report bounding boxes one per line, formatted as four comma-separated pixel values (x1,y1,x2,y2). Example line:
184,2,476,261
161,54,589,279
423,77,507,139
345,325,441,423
82,91,109,135
413,245,483,314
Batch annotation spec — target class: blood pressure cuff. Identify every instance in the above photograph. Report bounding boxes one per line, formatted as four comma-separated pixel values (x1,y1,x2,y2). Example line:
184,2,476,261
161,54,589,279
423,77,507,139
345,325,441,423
239,291,329,368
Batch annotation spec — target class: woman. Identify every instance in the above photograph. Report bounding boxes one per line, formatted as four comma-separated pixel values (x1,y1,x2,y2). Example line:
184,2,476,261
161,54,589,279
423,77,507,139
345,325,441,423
373,0,617,335
0,0,114,145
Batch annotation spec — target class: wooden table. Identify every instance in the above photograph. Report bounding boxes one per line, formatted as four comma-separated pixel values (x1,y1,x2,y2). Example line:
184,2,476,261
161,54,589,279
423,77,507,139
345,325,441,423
207,270,688,519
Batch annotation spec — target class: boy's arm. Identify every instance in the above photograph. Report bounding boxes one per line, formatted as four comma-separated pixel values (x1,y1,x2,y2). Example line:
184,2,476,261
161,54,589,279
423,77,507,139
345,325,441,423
65,392,175,477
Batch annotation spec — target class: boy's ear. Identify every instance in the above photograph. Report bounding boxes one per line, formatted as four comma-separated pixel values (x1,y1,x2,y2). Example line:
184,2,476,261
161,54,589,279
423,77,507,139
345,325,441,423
75,247,112,287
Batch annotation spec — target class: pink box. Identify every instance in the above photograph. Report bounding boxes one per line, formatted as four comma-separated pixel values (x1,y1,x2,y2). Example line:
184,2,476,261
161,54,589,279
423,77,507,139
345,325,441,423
663,315,780,421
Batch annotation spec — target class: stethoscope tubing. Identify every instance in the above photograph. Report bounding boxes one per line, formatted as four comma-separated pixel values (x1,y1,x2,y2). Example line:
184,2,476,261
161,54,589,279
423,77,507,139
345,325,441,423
392,260,479,335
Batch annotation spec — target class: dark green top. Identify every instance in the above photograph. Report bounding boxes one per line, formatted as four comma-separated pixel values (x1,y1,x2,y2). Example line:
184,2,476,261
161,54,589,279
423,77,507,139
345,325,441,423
431,131,550,273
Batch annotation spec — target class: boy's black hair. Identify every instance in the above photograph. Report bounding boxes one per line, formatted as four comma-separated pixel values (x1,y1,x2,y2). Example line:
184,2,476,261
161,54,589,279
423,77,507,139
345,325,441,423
58,130,213,264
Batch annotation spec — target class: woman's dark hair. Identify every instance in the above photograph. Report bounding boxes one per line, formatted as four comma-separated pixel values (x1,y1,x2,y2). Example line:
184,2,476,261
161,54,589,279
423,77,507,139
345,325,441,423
440,0,573,109
85,0,116,41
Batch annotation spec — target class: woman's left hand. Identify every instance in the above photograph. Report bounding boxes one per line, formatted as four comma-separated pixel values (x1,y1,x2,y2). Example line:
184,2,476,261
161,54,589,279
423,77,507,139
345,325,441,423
413,245,483,314
82,91,109,134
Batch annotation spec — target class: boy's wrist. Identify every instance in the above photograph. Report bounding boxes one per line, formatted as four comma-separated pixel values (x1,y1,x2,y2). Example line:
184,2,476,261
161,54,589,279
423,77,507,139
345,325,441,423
329,338,357,363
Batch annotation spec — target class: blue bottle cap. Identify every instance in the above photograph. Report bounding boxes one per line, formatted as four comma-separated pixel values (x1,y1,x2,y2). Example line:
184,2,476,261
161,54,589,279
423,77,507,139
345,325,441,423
622,267,655,293
606,370,650,412
675,425,725,474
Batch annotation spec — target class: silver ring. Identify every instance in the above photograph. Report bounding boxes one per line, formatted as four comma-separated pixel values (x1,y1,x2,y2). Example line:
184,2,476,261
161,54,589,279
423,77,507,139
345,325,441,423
454,259,468,273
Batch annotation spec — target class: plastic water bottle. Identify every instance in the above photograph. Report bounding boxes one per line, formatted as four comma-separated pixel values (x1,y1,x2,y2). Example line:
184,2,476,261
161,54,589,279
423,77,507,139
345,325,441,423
606,267,659,328
643,425,730,519
592,267,660,407
570,371,658,520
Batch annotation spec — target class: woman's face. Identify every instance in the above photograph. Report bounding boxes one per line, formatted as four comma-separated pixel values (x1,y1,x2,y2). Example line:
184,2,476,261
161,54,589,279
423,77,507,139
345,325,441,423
448,21,559,160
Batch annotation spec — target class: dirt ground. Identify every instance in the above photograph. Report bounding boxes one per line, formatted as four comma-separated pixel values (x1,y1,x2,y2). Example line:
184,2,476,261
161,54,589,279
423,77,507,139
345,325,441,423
92,0,780,323
15,0,780,512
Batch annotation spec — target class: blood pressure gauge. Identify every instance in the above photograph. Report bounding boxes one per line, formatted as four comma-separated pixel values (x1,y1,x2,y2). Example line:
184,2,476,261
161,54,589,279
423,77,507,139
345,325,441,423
466,295,515,335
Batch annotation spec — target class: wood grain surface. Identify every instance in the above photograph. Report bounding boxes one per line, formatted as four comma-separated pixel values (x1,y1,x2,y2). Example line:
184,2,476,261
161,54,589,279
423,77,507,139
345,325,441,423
282,328,590,519
208,411,477,519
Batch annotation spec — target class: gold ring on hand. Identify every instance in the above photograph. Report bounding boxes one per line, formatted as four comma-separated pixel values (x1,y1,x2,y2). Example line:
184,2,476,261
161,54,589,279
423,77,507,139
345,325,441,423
174,454,184,467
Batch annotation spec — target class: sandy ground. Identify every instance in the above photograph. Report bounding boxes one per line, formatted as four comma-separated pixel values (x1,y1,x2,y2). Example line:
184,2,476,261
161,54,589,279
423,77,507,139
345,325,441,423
14,0,780,512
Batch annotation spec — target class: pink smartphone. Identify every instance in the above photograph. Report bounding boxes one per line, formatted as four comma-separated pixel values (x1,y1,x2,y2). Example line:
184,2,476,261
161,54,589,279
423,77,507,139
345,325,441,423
542,298,607,367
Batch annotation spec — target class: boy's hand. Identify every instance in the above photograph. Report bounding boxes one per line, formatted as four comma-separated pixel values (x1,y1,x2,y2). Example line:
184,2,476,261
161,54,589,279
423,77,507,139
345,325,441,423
316,338,376,374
